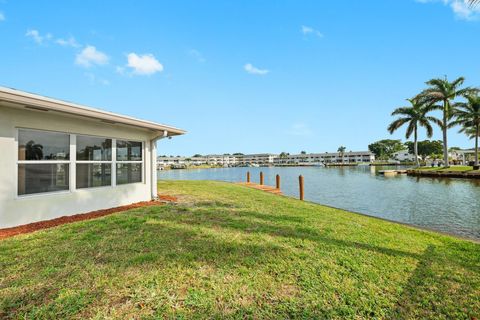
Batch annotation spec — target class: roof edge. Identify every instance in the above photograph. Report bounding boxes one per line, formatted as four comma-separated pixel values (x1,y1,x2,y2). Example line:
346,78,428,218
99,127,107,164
0,86,186,136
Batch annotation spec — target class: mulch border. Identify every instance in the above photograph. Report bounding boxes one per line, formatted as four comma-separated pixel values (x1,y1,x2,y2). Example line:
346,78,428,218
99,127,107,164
0,197,177,240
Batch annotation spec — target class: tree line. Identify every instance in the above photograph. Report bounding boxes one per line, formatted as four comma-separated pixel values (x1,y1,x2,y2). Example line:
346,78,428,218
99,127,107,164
368,139,447,162
387,76,479,167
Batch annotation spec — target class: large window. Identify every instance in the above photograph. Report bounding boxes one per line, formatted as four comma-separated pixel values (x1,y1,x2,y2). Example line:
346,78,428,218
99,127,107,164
17,129,144,196
17,129,70,195
76,136,112,189
116,140,143,185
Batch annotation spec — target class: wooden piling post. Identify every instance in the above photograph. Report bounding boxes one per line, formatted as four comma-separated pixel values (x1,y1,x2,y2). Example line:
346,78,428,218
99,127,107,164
247,171,250,183
299,175,304,200
276,174,280,190
260,172,264,185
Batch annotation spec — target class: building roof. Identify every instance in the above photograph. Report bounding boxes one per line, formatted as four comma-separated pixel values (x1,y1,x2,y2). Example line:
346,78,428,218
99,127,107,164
0,86,186,137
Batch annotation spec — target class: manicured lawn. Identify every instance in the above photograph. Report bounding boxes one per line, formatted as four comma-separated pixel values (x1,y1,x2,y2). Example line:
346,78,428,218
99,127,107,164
1,181,479,319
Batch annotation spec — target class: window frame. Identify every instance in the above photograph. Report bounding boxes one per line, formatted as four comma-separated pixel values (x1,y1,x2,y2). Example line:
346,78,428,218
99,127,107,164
16,128,72,198
15,128,145,198
75,134,114,190
115,139,145,185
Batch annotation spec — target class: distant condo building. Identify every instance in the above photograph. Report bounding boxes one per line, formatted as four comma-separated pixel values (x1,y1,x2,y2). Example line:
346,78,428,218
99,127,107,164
239,153,277,165
274,151,375,165
158,151,375,168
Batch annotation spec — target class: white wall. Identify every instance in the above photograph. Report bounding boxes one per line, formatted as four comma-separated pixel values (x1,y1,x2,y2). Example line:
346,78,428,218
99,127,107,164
0,105,158,228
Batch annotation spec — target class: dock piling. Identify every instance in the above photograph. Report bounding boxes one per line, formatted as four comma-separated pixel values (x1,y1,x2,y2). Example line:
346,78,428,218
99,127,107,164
299,175,304,200
247,171,250,183
276,174,280,190
260,172,264,185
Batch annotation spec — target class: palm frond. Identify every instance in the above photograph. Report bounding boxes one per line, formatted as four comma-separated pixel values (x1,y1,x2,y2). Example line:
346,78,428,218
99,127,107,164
388,118,410,134
405,121,416,139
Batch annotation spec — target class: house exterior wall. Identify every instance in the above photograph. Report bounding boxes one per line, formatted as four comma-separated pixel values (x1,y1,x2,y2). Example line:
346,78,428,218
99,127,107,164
0,105,157,228
392,149,417,162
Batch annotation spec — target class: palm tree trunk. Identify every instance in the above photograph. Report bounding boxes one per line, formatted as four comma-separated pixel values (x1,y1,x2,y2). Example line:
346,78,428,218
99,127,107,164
414,127,419,167
442,101,449,167
475,124,479,167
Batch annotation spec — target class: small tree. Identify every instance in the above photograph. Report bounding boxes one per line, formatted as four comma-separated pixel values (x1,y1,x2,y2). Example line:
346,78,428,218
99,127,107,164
337,146,346,163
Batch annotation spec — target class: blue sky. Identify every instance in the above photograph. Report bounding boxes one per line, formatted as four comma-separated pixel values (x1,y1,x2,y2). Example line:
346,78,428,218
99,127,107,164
1,0,480,156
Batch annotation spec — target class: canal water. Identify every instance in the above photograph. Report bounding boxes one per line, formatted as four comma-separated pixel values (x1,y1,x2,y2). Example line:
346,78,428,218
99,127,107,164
158,166,480,240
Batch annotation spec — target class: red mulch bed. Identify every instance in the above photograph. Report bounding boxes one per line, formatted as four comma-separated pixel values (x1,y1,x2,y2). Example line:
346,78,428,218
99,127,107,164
0,201,164,240
158,195,178,202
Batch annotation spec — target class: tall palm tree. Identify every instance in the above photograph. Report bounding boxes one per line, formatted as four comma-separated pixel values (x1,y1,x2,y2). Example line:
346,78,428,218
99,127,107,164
337,146,346,163
450,94,480,166
388,98,438,167
416,76,477,167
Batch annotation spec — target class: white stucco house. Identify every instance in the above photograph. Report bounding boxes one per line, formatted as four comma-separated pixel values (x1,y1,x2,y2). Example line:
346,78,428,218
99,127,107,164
0,87,185,228
391,149,419,162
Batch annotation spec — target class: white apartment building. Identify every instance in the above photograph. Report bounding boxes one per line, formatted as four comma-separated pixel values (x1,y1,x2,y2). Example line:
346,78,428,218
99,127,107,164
157,156,188,167
206,154,238,166
238,154,277,165
274,151,375,165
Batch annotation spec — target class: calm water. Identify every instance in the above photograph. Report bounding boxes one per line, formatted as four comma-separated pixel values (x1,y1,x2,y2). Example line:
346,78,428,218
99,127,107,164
158,166,480,240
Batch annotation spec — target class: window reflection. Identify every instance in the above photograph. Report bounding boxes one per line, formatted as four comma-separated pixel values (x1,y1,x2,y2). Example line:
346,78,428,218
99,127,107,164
18,129,70,160
116,140,142,161
116,163,142,184
76,164,111,188
18,164,69,195
76,136,112,161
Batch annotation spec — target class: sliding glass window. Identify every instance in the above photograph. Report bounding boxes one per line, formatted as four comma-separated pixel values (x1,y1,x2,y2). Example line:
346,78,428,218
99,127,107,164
116,140,143,184
76,135,112,189
17,129,70,195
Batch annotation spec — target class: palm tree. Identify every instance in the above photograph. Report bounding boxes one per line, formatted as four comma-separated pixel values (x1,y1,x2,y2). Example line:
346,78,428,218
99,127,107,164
416,76,477,167
388,98,438,167
337,146,346,163
468,0,480,6
450,94,480,166
25,141,44,160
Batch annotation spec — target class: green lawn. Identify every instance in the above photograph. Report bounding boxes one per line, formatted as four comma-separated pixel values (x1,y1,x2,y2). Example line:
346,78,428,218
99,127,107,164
415,166,478,172
1,181,479,319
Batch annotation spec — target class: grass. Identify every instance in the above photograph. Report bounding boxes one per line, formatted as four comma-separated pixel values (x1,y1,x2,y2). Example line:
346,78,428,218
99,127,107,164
1,180,479,319
414,166,479,172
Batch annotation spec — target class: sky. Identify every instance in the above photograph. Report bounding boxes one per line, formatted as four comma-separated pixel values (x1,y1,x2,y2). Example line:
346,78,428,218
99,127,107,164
1,0,480,156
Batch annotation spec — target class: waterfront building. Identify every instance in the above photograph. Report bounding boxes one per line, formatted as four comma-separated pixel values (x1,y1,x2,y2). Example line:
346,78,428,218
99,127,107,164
274,151,375,165
239,153,277,166
0,87,185,228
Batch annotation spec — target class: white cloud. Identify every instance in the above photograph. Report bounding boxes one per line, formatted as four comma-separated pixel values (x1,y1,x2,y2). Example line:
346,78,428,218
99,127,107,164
244,63,269,75
188,49,206,63
126,53,163,75
301,25,324,37
416,0,480,20
25,29,45,44
0,12,5,21
75,45,109,67
287,122,312,136
56,36,80,48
